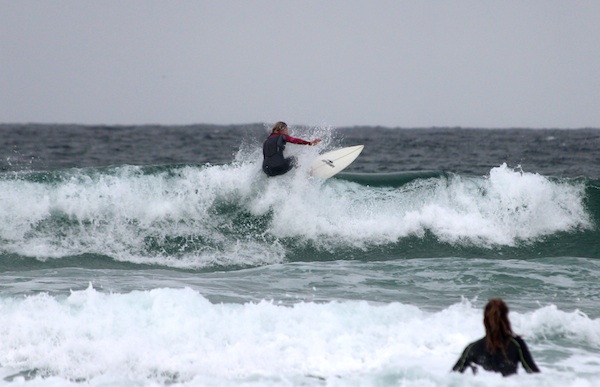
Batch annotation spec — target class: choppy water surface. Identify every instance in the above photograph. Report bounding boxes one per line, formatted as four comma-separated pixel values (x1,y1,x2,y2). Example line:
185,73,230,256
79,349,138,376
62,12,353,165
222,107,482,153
1,124,599,386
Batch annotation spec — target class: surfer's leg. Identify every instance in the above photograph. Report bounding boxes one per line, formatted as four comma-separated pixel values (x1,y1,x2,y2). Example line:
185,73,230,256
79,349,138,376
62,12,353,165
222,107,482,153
264,165,286,177
281,157,297,174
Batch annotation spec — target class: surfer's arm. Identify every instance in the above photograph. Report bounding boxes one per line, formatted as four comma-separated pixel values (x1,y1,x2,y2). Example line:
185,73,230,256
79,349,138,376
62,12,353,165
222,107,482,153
452,342,475,373
284,134,320,146
513,337,540,373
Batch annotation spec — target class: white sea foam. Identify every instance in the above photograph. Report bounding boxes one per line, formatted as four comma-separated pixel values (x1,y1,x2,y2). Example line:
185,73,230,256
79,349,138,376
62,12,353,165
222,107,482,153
0,161,592,267
256,162,591,247
0,287,599,386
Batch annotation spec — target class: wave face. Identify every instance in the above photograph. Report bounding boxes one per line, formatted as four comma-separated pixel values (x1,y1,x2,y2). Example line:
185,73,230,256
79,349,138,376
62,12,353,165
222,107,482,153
1,161,596,270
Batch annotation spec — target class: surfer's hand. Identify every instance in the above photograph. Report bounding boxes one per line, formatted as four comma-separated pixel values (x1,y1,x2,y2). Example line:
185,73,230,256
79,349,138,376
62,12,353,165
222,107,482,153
310,139,321,146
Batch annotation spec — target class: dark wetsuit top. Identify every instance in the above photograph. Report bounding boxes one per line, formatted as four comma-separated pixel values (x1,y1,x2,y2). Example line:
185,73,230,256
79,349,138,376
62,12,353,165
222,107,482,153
452,336,540,376
262,133,311,177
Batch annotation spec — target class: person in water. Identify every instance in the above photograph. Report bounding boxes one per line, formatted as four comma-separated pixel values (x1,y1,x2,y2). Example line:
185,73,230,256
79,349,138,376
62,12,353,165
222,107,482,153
262,121,321,177
452,298,540,376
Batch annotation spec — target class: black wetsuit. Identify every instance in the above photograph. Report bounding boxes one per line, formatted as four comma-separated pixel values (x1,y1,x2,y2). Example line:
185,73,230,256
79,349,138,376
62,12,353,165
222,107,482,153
452,336,540,376
262,134,306,177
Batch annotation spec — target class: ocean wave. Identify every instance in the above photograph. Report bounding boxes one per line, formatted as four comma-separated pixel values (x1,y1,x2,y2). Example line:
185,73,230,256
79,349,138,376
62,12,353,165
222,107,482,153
0,162,597,269
0,286,598,386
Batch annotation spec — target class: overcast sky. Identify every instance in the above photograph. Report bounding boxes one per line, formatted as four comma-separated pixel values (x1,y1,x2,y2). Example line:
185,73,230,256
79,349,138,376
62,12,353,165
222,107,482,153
1,1,599,128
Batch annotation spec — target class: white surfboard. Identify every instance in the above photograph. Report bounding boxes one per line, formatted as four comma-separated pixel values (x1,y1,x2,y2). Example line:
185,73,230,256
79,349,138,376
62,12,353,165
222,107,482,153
310,145,364,179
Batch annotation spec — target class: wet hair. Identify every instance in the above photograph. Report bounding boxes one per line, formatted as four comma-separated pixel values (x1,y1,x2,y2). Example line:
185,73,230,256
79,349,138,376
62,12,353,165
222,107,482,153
271,121,288,133
484,298,513,354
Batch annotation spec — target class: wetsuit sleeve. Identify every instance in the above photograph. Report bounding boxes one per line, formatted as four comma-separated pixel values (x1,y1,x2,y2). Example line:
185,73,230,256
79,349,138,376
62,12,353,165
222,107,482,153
513,337,540,373
452,343,475,373
284,134,311,145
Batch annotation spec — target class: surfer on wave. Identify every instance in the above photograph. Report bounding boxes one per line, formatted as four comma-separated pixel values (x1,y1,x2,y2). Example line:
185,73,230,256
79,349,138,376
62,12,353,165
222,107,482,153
262,121,321,177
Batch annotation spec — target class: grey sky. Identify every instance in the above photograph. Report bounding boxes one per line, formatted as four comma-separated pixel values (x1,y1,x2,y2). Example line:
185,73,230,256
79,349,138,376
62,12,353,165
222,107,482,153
1,1,599,128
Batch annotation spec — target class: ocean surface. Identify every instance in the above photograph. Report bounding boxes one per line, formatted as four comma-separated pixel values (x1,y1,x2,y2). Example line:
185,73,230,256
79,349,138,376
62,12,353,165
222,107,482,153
1,123,599,386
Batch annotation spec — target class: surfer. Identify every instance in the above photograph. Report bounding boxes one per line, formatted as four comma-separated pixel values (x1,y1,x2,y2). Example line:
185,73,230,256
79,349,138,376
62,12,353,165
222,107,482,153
262,121,321,177
452,298,540,376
